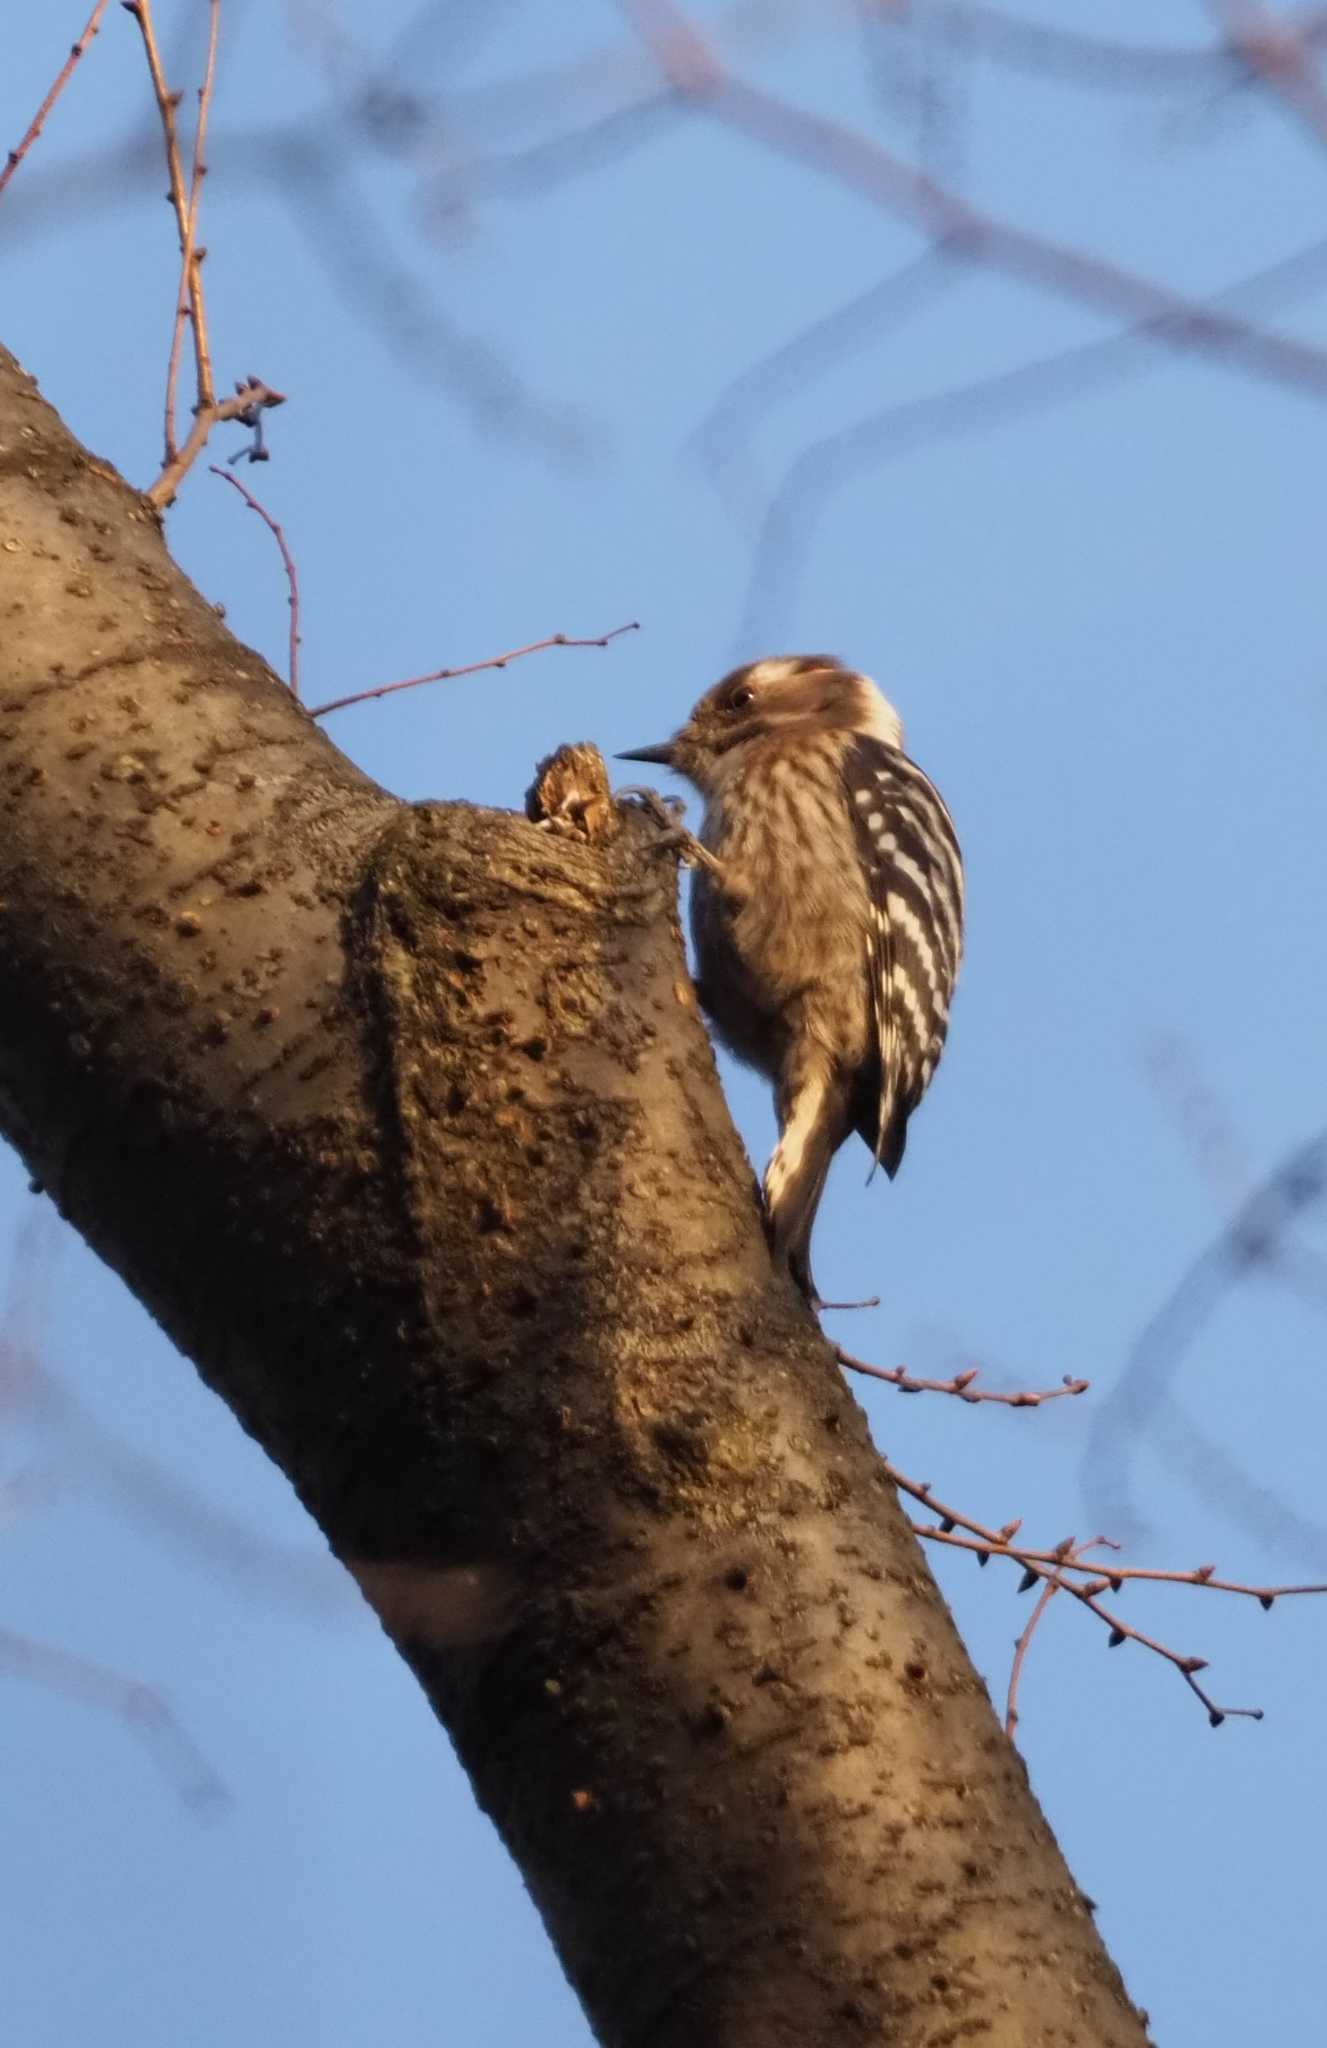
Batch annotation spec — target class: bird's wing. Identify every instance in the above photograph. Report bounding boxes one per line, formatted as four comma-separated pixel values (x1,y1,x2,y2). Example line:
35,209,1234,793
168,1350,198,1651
840,737,964,1178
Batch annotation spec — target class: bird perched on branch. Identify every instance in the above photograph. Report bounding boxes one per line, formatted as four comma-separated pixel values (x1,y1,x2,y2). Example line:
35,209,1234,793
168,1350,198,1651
620,654,963,1304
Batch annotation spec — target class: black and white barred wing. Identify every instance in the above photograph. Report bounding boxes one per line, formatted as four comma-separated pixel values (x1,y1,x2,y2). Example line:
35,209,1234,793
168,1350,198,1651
842,738,964,1177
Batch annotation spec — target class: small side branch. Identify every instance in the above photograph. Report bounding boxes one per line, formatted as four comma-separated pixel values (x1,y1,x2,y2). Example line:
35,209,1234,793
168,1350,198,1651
835,1342,1088,1406
123,0,214,460
1006,1537,1111,1736
128,0,261,504
147,377,286,509
165,0,222,462
209,466,301,697
0,0,110,200
307,622,640,721
883,1455,1327,1729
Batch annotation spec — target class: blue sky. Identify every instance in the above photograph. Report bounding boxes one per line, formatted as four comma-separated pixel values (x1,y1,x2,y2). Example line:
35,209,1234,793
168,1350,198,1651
3,4,1326,2042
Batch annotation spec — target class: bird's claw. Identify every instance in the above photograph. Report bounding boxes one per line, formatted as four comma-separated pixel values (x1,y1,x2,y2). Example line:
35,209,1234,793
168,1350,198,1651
618,785,686,828
617,786,725,880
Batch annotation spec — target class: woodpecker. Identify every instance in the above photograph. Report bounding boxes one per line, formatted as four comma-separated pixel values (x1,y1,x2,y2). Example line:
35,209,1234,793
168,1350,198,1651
620,654,963,1303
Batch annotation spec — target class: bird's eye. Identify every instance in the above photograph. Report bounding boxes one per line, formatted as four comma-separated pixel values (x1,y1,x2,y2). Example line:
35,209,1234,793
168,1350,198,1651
728,685,754,711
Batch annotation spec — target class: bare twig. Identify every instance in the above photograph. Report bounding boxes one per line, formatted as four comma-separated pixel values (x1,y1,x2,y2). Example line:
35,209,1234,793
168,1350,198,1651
883,1454,1327,1728
0,1,110,201
147,377,286,510
884,1461,1024,1548
209,466,301,698
307,622,641,721
920,1524,1327,1604
123,0,213,462
127,0,263,504
165,0,222,463
1062,1575,1264,1729
835,1342,1088,1406
1006,1537,1112,1736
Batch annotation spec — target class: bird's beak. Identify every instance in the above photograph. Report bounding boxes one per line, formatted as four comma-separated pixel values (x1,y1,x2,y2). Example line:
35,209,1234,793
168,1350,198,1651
616,742,675,766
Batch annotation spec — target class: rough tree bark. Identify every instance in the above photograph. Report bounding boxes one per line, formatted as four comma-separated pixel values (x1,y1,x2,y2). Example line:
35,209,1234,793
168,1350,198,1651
0,343,1150,2048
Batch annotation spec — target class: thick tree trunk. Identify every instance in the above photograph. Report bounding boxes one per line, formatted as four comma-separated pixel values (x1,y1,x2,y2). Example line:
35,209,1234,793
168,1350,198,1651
0,344,1150,2047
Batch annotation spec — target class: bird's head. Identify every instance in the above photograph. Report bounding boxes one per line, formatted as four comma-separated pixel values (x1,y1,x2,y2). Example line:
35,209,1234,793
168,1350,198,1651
618,655,904,793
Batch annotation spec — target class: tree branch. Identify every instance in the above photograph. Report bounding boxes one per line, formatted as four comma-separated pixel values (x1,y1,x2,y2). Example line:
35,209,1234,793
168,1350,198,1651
209,464,302,697
0,0,109,200
835,1340,1089,1405
0,340,1152,2048
123,0,214,460
306,622,640,720
146,375,286,508
164,0,222,459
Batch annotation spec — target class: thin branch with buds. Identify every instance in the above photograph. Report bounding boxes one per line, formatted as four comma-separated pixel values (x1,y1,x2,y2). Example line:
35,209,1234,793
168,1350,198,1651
1006,1537,1112,1737
122,0,215,460
124,0,284,506
164,0,222,468
209,466,301,698
307,623,641,721
883,1454,1327,1728
835,1342,1088,1406
0,1,109,201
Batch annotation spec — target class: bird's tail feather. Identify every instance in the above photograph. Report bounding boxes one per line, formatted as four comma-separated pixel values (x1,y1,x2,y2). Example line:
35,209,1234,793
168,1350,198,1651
765,1058,851,1302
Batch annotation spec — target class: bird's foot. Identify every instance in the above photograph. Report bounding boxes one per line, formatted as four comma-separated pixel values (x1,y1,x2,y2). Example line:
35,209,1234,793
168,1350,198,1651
617,787,726,880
